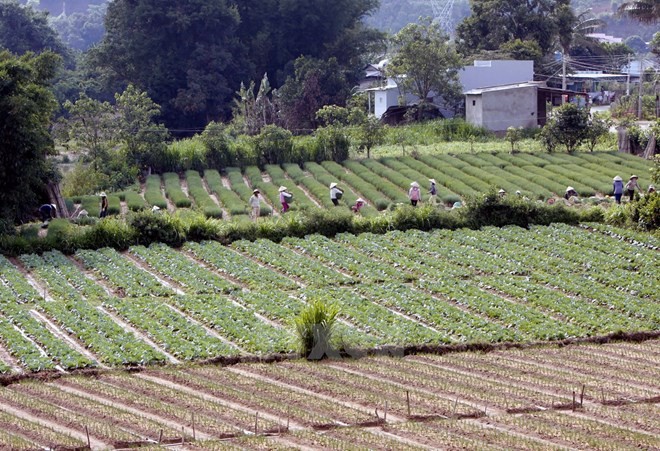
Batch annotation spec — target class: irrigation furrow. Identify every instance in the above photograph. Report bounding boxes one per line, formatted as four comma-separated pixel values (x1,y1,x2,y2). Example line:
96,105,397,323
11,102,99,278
7,258,56,303
66,255,116,298
137,373,306,431
0,400,108,449
227,367,404,424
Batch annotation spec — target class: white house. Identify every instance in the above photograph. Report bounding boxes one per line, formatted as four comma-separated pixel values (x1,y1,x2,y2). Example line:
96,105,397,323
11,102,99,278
464,81,587,132
365,60,534,119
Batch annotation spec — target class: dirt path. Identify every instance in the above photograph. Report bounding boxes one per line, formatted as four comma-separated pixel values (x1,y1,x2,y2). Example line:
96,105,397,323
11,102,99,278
161,181,176,213
66,256,116,298
0,341,22,373
120,200,129,216
96,306,179,365
202,178,230,220
0,400,108,449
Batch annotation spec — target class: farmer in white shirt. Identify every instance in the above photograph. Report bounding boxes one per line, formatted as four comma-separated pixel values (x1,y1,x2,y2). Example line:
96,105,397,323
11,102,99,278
329,182,344,206
249,189,261,220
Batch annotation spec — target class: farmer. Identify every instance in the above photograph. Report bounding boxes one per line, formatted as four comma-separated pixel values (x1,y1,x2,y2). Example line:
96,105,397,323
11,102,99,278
625,175,642,201
612,175,624,204
648,185,656,194
564,186,578,200
99,192,108,218
329,182,343,206
408,182,421,206
428,179,438,206
279,186,292,213
351,198,365,214
39,203,56,222
249,189,261,220
498,189,507,198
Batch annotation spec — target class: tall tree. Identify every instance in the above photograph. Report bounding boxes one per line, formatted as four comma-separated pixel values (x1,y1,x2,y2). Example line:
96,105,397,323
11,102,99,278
617,1,659,24
0,50,60,228
387,19,463,113
89,0,249,130
0,1,68,57
456,0,570,57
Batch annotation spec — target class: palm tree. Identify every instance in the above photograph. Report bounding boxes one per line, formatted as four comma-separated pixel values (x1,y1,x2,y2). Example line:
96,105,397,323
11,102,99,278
617,1,659,24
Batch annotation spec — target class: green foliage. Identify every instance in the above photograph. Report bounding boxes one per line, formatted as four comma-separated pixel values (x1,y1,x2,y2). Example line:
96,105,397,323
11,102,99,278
505,127,523,152
0,2,69,57
314,126,351,163
144,175,168,209
435,118,492,142
540,103,590,153
254,125,294,165
163,173,192,208
294,299,339,359
128,211,186,247
0,50,60,224
585,113,613,152
387,18,463,115
61,163,110,197
185,170,223,218
200,122,236,169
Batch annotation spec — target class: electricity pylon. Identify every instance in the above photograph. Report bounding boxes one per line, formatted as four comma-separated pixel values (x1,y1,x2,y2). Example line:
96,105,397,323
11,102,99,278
430,0,455,37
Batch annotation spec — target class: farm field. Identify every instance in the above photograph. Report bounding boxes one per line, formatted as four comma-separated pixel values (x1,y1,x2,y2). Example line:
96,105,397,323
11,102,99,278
0,223,657,372
69,151,654,219
0,339,656,449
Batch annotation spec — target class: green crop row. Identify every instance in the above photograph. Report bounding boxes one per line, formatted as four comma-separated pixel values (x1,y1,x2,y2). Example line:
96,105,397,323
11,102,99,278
203,169,247,217
242,166,277,215
184,170,222,218
320,161,390,210
144,174,168,209
347,160,408,204
163,172,192,208
380,157,461,204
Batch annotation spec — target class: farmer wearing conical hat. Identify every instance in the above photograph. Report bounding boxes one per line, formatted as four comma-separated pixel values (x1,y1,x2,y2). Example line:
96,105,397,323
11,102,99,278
39,203,57,223
624,175,642,202
351,198,365,214
428,179,438,206
564,186,578,200
329,182,343,207
279,186,292,213
612,175,624,204
99,192,108,218
408,181,421,207
249,189,261,220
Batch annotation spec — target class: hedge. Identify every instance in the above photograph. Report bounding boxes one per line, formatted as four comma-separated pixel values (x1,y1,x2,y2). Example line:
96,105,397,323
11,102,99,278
0,194,597,257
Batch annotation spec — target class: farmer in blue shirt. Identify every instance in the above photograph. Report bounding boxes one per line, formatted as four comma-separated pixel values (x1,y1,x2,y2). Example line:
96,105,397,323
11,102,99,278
612,175,624,204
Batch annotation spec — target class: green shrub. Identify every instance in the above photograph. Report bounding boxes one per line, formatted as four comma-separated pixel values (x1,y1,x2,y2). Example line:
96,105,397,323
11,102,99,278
77,217,136,251
294,299,339,359
630,193,660,230
578,206,605,223
128,210,186,247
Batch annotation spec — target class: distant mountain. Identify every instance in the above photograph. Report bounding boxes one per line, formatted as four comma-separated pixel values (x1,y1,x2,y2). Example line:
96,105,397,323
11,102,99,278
18,0,106,15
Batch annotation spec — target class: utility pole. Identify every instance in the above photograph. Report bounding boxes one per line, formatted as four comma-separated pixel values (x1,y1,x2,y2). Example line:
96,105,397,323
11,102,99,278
562,52,568,92
626,54,631,96
638,56,644,120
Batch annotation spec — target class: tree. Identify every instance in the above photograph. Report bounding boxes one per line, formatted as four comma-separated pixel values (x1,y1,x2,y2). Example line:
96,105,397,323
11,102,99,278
387,19,463,113
617,1,659,24
277,57,352,131
114,84,169,171
540,103,589,153
0,50,60,227
456,0,570,56
59,94,115,171
585,113,613,152
88,0,248,130
505,127,523,153
347,109,386,159
0,1,68,57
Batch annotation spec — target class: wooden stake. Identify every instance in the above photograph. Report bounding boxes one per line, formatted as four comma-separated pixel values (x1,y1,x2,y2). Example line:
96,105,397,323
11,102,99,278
572,391,576,411
384,401,388,422
453,397,458,417
181,426,184,445
406,390,411,417
158,429,163,444
601,387,605,403
192,412,196,440
580,384,585,407
85,425,90,449
254,412,259,435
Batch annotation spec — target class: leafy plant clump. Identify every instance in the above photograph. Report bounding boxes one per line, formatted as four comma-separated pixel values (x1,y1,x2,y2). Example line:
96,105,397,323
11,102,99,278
294,300,339,360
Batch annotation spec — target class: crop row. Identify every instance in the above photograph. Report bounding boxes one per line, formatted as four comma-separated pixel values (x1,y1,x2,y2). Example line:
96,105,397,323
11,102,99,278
203,169,247,217
185,170,223,218
144,174,168,209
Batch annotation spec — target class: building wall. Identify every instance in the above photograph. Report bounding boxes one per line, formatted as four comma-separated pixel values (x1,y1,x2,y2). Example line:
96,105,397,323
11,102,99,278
466,86,538,131
482,86,538,131
460,61,534,92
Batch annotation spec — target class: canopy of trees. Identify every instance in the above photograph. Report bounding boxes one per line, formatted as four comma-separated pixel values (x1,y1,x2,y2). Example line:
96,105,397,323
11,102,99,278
0,50,60,229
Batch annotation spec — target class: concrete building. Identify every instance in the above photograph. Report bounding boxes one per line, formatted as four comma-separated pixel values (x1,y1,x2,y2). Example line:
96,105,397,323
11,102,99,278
365,60,534,119
465,82,586,132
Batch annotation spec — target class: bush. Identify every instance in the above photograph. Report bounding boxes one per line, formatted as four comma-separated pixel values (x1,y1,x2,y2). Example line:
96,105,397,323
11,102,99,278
128,210,186,247
294,299,339,360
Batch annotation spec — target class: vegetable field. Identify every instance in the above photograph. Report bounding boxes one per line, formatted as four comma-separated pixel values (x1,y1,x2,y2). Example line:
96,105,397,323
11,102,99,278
0,223,657,372
0,339,656,449
75,151,653,219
